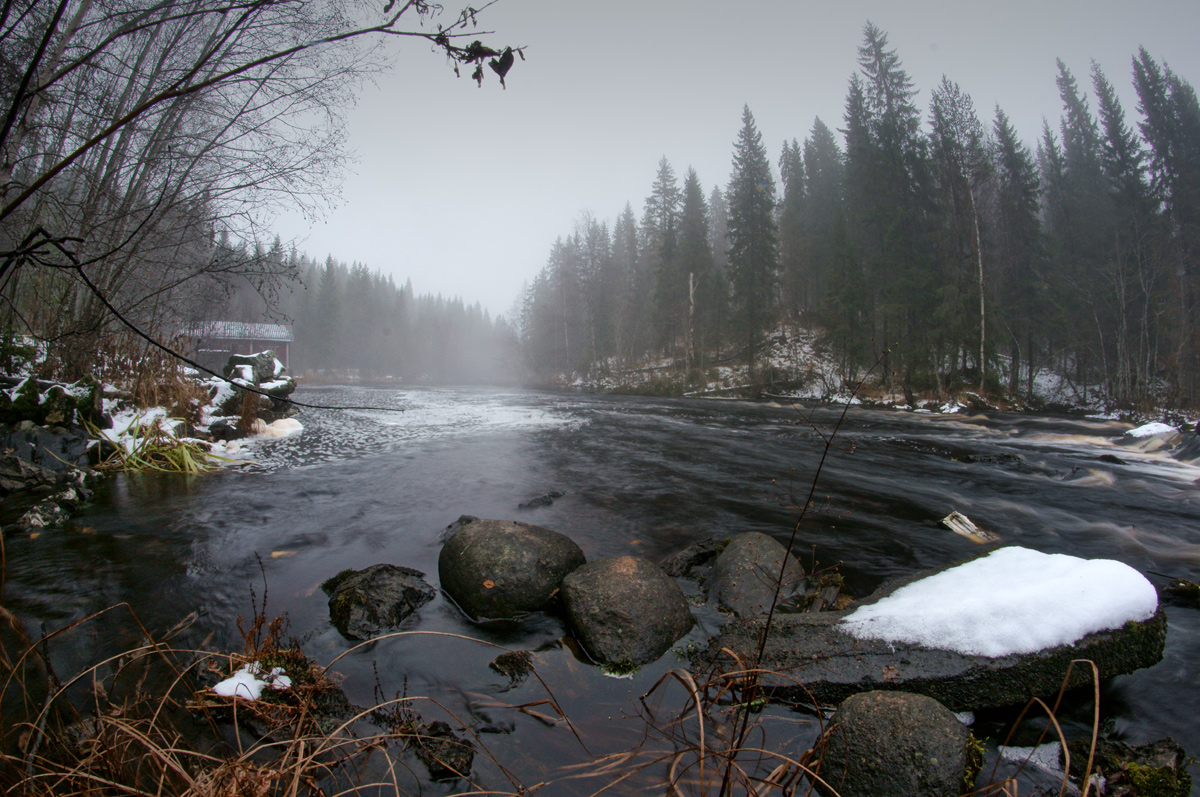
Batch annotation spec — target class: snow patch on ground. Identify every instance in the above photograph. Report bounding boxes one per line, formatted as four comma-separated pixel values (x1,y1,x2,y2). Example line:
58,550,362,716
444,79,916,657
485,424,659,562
841,547,1157,657
212,662,292,700
254,418,303,438
1000,743,1065,778
1125,422,1178,438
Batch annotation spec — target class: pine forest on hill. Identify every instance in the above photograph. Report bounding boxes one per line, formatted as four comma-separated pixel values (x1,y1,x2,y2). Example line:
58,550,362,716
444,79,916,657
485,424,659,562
516,25,1200,412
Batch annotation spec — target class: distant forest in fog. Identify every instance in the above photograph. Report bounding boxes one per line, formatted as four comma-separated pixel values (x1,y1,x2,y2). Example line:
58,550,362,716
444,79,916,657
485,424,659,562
517,26,1200,408
220,246,520,382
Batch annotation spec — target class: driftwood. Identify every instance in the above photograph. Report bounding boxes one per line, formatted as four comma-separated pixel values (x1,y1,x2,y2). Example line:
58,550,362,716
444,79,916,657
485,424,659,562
941,510,1000,544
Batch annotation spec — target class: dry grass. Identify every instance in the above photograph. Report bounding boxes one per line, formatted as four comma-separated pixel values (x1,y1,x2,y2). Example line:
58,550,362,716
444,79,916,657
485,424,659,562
85,417,229,474
0,592,1109,797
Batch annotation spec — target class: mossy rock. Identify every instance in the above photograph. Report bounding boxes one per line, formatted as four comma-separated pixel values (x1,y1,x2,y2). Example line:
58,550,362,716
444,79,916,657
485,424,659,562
1068,737,1192,797
10,379,42,424
323,564,435,640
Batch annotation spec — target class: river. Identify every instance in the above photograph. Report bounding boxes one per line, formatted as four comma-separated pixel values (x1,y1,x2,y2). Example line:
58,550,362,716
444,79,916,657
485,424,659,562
4,386,1199,793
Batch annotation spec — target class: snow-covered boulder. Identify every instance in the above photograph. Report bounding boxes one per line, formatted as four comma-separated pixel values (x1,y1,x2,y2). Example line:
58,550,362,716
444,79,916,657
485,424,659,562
223,351,284,385
692,547,1166,711
211,350,298,436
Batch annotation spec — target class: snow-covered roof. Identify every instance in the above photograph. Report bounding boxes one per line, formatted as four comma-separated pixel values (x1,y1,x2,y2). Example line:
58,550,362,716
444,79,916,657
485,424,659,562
190,321,293,342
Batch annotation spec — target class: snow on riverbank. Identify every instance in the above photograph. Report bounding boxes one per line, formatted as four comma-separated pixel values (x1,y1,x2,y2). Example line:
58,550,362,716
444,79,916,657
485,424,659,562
212,662,292,700
841,547,1158,657
1125,421,1179,438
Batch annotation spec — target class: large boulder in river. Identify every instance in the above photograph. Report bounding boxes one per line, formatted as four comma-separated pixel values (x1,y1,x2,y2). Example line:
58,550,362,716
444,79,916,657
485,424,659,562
322,564,436,640
217,350,297,422
692,547,1166,711
438,518,585,620
708,531,806,617
815,691,971,797
223,351,284,385
561,556,694,668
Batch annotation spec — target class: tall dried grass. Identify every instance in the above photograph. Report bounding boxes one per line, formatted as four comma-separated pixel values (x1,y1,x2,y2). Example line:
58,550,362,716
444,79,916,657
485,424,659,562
0,588,1105,795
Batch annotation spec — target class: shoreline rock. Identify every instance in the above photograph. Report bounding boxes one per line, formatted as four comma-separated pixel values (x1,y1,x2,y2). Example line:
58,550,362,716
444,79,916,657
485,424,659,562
815,691,971,797
561,556,694,667
707,531,807,617
438,518,585,620
692,556,1167,711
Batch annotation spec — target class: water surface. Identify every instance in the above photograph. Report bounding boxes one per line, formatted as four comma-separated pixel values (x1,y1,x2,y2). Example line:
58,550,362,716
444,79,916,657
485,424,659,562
5,386,1198,792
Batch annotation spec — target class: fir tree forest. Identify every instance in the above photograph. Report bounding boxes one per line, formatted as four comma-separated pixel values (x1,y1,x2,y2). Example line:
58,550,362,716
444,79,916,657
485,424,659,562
516,26,1200,410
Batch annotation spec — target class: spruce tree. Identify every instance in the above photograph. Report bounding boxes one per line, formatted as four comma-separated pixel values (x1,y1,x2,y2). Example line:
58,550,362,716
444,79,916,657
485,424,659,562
1045,60,1115,396
929,76,990,390
611,202,642,361
778,139,807,316
1093,62,1160,404
678,168,714,367
803,117,846,327
1134,49,1200,400
726,105,779,377
848,22,937,390
706,186,731,354
990,107,1046,395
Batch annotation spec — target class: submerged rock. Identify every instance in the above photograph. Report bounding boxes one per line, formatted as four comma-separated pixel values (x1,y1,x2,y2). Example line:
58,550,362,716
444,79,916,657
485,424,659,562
707,531,806,617
692,552,1167,711
518,490,565,509
816,691,970,797
322,564,435,640
413,720,474,780
659,536,726,578
561,556,694,667
438,518,585,620
489,651,534,689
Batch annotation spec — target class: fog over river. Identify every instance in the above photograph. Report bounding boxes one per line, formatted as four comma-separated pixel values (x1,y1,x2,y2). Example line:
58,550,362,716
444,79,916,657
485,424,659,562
6,387,1199,792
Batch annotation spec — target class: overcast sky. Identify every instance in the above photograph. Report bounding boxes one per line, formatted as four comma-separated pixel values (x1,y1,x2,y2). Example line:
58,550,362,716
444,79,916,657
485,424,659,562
273,0,1200,317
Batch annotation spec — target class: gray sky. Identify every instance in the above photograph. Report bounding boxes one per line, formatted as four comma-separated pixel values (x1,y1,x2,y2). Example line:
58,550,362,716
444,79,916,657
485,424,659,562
274,0,1200,317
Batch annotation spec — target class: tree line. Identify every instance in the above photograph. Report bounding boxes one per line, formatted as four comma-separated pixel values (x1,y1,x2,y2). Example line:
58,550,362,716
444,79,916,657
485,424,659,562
222,241,520,383
518,23,1200,409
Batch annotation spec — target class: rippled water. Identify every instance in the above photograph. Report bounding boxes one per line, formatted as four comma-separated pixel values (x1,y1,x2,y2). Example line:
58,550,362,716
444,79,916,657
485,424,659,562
4,386,1199,793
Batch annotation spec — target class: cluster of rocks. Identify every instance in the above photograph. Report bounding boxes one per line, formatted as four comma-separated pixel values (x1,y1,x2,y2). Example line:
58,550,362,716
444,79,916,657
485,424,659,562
319,518,1180,790
1,424,99,532
0,375,106,429
206,351,297,441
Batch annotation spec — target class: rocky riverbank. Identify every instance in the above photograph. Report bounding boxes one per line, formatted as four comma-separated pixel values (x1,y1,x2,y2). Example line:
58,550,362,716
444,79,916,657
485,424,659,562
0,349,300,534
312,516,1185,794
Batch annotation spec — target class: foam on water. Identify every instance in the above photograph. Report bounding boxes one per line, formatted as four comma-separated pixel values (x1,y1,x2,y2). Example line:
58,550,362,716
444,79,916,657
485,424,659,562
246,386,579,470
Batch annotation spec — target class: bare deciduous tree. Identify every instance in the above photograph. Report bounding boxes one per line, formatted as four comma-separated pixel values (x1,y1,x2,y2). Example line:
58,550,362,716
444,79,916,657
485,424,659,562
0,0,520,378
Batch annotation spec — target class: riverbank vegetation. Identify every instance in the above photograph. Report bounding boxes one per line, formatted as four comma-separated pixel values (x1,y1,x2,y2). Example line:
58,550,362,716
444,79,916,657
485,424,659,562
0,0,519,393
516,26,1200,414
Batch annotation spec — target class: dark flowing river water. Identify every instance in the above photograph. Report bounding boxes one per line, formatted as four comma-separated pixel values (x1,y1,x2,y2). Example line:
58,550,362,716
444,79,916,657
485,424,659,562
4,386,1199,793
